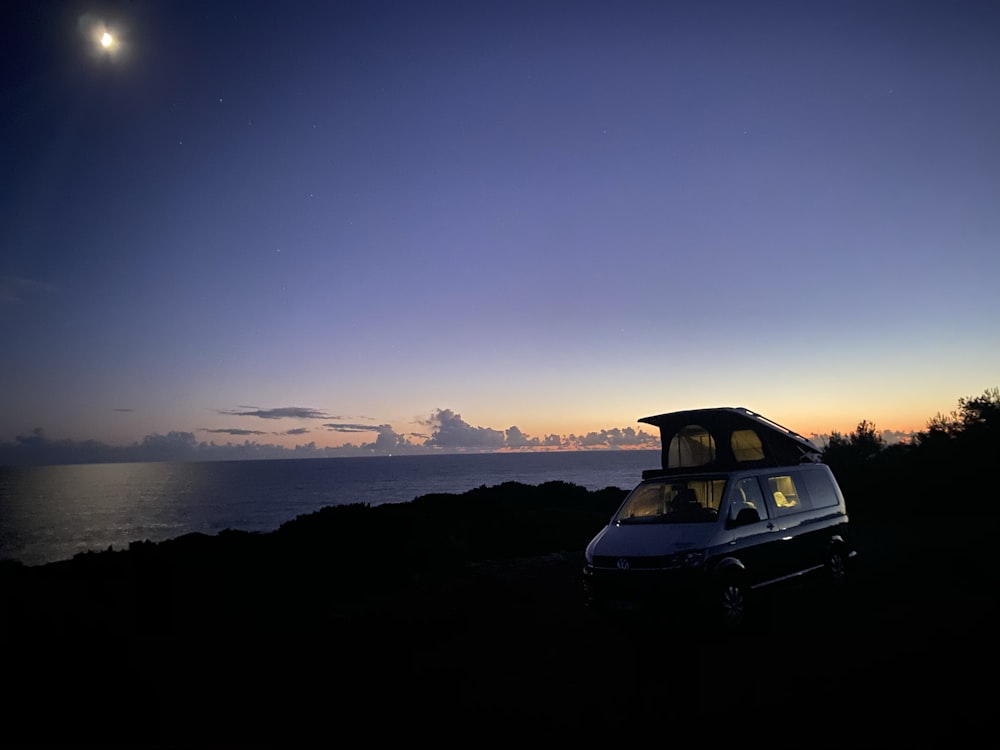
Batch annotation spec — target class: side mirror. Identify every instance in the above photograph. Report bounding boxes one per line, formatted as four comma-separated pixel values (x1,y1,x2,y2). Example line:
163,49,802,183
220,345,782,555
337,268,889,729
727,506,761,528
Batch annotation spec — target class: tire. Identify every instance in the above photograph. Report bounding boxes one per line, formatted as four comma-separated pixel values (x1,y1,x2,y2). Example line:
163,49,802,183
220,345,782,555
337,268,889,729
715,576,750,634
827,547,848,589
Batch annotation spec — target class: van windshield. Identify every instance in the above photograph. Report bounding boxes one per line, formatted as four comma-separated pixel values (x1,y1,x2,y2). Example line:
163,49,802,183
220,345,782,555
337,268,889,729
615,478,725,524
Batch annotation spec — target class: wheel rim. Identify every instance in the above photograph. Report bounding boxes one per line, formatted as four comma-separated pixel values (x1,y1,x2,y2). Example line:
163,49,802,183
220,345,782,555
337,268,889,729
829,550,847,586
720,582,746,628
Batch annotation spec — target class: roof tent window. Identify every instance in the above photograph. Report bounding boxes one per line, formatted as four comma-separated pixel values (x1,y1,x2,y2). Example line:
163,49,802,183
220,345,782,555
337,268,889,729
668,424,715,467
731,429,764,462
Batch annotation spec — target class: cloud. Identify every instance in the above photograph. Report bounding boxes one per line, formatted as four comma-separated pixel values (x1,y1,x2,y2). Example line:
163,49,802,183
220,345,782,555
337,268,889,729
140,431,198,445
324,423,381,433
0,408,661,466
220,406,332,420
571,427,659,450
505,426,540,448
370,425,412,453
202,428,268,436
0,428,138,465
112,408,134,413
422,409,506,449
808,429,917,448
0,276,53,305
0,428,343,465
325,423,414,452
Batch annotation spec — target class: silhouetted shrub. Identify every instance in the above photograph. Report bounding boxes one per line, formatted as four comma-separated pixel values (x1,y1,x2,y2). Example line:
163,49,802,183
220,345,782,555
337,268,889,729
824,387,999,523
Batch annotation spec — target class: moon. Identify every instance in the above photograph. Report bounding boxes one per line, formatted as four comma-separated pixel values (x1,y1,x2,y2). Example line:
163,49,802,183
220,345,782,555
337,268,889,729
78,13,122,58
96,28,118,54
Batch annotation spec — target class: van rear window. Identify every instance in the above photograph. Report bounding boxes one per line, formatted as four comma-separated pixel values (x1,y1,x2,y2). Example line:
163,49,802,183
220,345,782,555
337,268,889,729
761,468,842,515
801,469,840,509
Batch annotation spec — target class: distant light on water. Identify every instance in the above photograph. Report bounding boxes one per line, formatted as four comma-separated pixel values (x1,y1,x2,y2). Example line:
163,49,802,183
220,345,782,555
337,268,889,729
0,451,658,566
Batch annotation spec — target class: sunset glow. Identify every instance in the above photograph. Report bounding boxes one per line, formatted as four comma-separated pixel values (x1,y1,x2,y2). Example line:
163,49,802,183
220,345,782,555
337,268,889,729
3,1,998,465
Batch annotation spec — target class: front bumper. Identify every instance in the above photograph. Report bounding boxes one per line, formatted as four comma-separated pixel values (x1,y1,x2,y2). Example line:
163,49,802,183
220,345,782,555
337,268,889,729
582,563,704,615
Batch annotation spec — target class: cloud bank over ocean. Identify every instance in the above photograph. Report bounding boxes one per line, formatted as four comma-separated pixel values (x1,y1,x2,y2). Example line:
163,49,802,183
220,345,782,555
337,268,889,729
1,400,924,467
0,406,664,467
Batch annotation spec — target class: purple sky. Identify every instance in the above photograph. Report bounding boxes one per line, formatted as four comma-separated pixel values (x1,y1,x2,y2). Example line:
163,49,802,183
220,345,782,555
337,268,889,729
2,0,999,464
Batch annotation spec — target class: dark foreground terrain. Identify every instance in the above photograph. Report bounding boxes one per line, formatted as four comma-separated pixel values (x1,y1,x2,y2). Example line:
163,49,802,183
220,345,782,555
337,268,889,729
2,480,996,747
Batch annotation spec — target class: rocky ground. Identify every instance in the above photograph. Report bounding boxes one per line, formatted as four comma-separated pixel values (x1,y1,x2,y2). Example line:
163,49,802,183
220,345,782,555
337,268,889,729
3,485,997,747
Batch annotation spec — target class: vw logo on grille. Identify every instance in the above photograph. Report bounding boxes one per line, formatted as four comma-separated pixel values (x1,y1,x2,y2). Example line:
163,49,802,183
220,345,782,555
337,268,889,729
616,557,630,570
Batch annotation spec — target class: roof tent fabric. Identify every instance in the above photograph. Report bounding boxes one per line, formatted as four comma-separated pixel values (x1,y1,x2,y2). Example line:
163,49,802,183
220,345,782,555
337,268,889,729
639,407,822,477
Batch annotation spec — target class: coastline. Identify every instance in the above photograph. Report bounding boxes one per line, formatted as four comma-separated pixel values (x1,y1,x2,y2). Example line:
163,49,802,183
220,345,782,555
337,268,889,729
0,450,659,567
2,481,995,745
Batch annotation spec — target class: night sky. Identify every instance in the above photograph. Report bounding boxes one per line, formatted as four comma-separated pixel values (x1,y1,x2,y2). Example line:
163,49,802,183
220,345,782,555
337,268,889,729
3,0,999,462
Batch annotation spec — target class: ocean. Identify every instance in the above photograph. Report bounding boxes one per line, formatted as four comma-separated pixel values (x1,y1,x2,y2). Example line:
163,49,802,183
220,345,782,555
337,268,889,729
0,450,658,567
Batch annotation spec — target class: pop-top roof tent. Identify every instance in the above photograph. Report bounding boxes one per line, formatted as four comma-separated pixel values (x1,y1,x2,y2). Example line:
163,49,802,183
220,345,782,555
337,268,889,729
639,407,822,479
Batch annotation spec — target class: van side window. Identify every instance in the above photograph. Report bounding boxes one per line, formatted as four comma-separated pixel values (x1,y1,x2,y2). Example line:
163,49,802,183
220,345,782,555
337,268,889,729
801,469,840,509
729,477,768,523
766,474,808,515
699,479,727,513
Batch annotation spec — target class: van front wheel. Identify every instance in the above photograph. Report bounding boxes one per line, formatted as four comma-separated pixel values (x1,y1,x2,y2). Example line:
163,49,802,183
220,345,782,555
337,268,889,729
716,578,749,633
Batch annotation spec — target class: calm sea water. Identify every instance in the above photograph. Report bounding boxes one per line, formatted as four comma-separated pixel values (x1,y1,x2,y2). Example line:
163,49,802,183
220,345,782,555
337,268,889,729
0,450,658,567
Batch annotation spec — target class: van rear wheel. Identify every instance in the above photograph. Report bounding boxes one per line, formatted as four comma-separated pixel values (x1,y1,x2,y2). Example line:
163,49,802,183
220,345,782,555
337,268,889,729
827,548,848,588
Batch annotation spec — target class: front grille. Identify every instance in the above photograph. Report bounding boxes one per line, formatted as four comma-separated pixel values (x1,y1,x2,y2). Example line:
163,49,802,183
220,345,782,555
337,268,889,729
590,554,685,570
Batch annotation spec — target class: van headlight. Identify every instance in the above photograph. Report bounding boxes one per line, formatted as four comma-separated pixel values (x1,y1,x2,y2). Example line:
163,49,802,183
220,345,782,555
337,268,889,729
584,538,600,565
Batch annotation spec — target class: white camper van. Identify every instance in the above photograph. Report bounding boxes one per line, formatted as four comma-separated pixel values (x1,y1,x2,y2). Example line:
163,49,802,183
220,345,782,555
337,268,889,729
583,407,856,631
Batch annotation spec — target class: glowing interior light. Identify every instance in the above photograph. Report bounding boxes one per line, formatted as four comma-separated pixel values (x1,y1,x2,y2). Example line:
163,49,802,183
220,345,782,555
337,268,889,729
101,32,113,48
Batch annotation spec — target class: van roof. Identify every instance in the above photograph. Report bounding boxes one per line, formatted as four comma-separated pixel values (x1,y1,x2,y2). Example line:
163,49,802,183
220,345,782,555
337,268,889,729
639,406,822,476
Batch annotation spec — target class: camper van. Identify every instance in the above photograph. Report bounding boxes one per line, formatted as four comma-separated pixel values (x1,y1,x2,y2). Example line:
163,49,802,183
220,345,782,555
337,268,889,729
583,407,856,630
